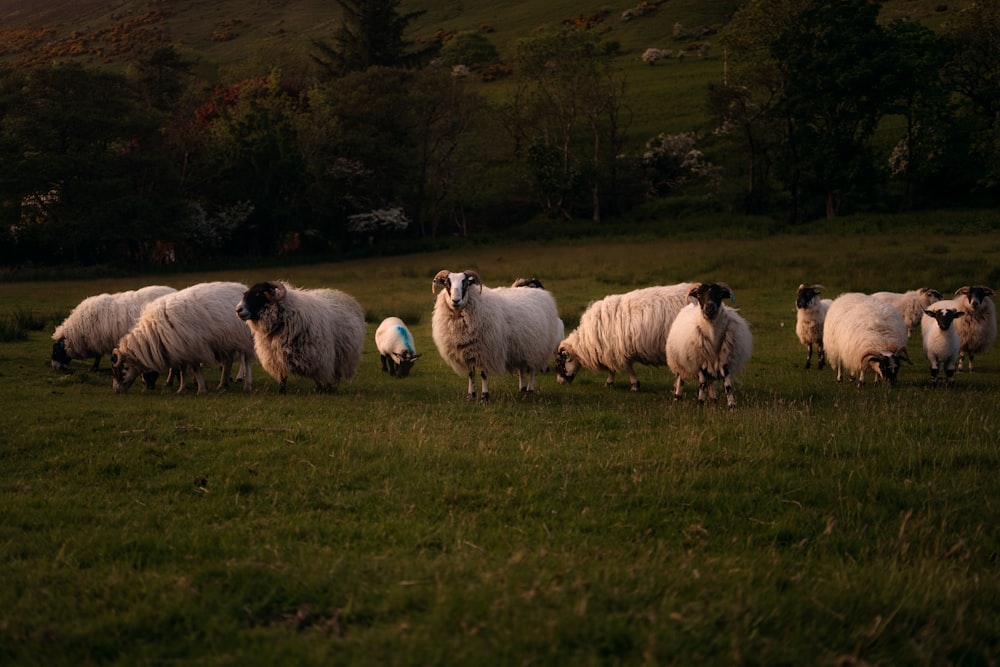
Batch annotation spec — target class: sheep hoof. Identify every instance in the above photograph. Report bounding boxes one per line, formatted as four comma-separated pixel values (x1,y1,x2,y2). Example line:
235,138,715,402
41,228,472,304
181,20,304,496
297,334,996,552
466,392,476,401
481,393,490,403
630,382,640,392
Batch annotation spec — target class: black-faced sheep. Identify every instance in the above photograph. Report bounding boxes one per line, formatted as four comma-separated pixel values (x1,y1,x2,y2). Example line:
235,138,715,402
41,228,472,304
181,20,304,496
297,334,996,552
665,282,752,407
375,317,421,378
236,281,365,393
111,282,255,394
51,285,176,371
870,288,942,332
795,284,831,370
823,292,910,387
555,283,694,391
951,285,996,372
920,302,964,384
432,269,562,401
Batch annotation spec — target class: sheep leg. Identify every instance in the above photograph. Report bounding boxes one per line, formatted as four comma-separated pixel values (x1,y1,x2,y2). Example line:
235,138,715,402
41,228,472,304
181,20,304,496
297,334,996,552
466,369,476,400
240,356,252,392
380,354,390,374
193,366,208,394
605,371,615,388
279,376,288,394
672,375,683,401
805,343,813,369
175,366,189,394
90,355,102,372
625,362,640,392
697,369,709,403
217,360,233,391
723,364,736,408
480,371,490,403
929,362,940,384
817,345,826,370
518,368,536,393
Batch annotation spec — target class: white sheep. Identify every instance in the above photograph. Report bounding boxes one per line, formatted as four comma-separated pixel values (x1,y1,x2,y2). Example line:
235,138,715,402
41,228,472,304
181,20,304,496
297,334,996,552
795,283,832,369
870,287,942,332
432,269,562,401
375,317,421,378
236,281,365,393
823,292,910,386
951,285,996,371
666,282,752,407
920,301,965,384
556,283,693,391
111,282,255,394
51,285,176,371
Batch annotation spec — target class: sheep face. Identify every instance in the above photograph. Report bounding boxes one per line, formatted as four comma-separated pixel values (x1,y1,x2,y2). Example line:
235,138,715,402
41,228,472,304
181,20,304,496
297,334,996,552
110,348,141,393
388,351,421,378
955,285,995,311
924,308,964,331
865,352,905,386
432,270,481,310
555,343,580,384
51,338,71,370
237,282,286,321
688,282,735,320
796,284,824,309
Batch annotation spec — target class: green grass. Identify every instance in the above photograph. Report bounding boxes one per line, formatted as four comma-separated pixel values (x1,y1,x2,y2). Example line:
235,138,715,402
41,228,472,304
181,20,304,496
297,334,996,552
1,213,999,665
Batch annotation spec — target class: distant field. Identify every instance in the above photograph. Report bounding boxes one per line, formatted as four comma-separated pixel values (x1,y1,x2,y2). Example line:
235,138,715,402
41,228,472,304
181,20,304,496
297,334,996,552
1,214,997,664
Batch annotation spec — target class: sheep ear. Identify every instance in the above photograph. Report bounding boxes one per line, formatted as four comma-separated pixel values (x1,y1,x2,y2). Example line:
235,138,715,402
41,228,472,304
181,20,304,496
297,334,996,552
465,270,483,293
272,284,287,301
717,282,735,301
432,270,450,294
898,348,912,364
111,349,122,368
955,286,970,296
812,284,826,292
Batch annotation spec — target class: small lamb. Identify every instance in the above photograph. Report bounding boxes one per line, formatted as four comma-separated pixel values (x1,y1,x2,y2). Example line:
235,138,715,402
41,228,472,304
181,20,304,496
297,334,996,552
375,317,421,378
795,284,831,369
920,303,964,384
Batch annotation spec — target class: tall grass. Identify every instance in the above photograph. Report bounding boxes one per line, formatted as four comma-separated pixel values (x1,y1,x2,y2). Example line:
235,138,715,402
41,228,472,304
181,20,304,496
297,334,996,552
1,215,997,665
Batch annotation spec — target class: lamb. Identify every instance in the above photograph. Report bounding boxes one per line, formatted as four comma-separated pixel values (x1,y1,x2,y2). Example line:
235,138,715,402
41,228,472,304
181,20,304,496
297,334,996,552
920,302,965,384
237,281,365,393
432,269,562,401
823,292,910,386
951,285,996,371
375,317,421,378
111,282,255,394
555,283,693,391
870,288,942,332
795,284,832,369
51,285,176,371
665,282,752,407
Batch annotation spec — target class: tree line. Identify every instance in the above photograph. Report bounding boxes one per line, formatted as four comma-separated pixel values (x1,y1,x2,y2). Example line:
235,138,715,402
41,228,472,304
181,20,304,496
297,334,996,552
0,0,996,268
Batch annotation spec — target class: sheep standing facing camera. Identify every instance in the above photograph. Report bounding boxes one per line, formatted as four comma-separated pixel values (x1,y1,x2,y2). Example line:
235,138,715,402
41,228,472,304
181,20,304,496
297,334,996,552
823,292,910,387
432,269,562,401
666,282,752,407
920,303,964,384
375,317,421,378
795,283,831,370
237,281,365,393
951,285,996,372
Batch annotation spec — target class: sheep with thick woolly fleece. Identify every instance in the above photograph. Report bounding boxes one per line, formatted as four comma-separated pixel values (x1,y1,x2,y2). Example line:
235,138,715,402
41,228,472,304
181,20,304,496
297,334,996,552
375,317,421,378
51,285,176,371
432,269,562,401
111,282,254,394
920,302,965,384
556,283,694,391
666,282,752,407
795,284,832,370
951,285,996,371
237,281,365,393
823,292,910,386
871,287,942,331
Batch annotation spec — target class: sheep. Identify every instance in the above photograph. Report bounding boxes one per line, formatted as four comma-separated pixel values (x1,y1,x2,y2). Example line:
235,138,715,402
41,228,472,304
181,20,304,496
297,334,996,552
665,282,752,408
555,283,694,391
823,292,910,387
375,317,421,378
236,281,365,393
111,282,255,394
920,302,965,384
431,269,562,401
951,285,996,371
870,288,942,332
51,285,176,371
795,283,832,369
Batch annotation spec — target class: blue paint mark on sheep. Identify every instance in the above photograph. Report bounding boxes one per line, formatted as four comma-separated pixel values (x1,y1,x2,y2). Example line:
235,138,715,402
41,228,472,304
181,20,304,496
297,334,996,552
395,325,415,354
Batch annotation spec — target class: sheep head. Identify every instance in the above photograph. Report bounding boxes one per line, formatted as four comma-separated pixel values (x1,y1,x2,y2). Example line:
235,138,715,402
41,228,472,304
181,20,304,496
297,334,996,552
51,338,71,370
555,342,579,384
955,285,995,310
924,308,964,331
863,347,910,387
237,281,287,321
687,282,735,321
796,284,825,309
110,347,140,393
432,270,481,309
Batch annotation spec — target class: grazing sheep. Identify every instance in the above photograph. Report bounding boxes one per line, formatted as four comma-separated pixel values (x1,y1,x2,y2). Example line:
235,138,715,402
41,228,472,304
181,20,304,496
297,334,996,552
920,302,965,384
237,281,365,393
666,282,752,407
795,284,832,369
432,269,562,401
51,285,176,371
111,282,255,394
952,285,996,371
823,292,910,386
870,288,942,332
375,317,421,378
556,283,694,391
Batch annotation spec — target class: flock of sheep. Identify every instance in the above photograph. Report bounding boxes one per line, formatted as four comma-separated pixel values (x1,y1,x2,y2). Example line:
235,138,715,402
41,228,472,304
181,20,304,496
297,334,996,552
48,273,997,405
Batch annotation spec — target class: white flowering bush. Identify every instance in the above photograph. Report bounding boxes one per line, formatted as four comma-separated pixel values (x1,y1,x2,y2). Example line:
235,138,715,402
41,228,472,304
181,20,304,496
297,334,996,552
641,48,672,64
346,207,411,233
641,132,719,196
181,200,254,249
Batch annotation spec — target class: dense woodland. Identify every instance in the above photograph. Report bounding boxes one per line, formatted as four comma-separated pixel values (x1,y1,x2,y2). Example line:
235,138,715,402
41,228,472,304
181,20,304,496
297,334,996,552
0,0,997,268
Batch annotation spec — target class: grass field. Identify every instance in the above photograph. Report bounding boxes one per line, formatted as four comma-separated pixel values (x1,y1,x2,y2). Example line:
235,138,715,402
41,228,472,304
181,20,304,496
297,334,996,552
1,213,998,665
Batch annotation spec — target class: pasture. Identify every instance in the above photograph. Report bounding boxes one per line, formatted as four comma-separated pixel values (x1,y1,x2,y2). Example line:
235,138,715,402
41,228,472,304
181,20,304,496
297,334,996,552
1,216,998,665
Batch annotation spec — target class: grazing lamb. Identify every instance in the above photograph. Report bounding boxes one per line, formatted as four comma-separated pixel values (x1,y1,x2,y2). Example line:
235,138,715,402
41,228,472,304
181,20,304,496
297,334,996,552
237,281,365,393
666,282,752,408
870,287,942,332
795,284,832,369
951,285,996,372
432,269,562,401
823,292,910,386
556,283,694,391
920,302,965,384
111,282,255,394
51,285,176,371
375,317,421,378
